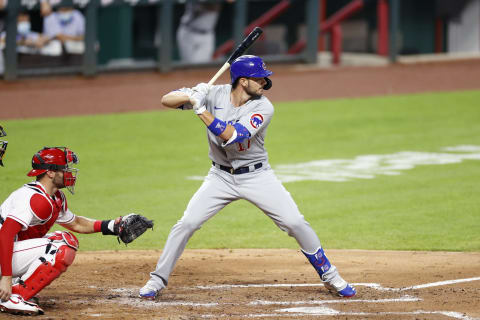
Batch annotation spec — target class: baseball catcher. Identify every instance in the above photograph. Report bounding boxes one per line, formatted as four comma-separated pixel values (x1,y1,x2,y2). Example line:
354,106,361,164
0,125,7,167
0,147,153,315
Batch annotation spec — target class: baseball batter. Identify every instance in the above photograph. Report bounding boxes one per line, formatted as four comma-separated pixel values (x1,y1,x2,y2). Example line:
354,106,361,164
140,55,356,299
0,147,151,315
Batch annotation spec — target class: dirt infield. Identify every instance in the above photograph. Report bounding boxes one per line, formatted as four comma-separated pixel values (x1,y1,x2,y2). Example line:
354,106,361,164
1,59,480,119
1,60,480,319
2,249,478,319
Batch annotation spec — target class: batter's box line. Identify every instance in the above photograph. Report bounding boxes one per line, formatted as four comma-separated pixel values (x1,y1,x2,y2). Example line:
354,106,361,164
105,277,480,298
106,288,419,308
248,296,420,306
200,309,480,320
192,276,480,292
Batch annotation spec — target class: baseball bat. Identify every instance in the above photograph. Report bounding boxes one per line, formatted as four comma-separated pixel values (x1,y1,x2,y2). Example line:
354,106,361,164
208,27,263,86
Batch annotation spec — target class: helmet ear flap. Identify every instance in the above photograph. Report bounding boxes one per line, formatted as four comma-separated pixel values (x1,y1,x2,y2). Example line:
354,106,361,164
263,77,272,90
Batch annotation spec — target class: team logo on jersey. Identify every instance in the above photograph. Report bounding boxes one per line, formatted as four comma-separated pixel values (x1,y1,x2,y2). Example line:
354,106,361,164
250,114,264,129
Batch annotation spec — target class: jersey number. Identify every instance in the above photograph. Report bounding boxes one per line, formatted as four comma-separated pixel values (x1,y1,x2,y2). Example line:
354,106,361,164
237,139,251,151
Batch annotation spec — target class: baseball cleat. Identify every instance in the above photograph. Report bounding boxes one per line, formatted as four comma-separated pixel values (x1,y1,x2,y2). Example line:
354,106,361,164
139,283,160,300
0,294,44,315
302,247,356,297
321,266,356,298
324,281,357,297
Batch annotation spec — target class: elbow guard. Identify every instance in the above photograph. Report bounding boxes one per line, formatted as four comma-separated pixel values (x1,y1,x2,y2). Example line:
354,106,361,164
225,123,250,145
233,123,251,142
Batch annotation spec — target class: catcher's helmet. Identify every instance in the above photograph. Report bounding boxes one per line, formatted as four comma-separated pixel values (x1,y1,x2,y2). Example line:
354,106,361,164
0,125,7,167
230,55,273,90
27,147,79,194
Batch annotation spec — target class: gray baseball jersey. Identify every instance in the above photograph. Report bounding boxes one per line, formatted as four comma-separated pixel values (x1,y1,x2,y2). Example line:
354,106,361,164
179,84,273,168
206,84,273,168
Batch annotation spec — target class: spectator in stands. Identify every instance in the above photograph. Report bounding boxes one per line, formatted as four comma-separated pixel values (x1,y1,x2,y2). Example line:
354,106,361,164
0,10,49,52
41,1,85,54
176,0,234,63
0,0,6,31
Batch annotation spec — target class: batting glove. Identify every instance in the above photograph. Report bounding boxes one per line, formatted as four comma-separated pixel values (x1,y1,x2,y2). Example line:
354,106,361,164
192,82,211,95
189,83,211,115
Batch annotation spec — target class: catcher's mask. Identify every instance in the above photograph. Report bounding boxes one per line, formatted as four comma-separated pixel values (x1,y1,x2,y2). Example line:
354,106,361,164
27,147,79,194
230,55,273,90
0,126,7,167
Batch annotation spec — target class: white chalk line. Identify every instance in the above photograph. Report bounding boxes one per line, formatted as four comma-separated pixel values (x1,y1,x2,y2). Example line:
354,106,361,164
229,309,478,320
101,277,480,319
106,288,419,308
194,283,385,290
400,276,480,291
193,277,480,292
201,310,478,319
249,295,420,306
275,308,478,320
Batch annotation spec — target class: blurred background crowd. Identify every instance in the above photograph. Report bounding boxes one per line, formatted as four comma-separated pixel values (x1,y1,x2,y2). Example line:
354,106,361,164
0,0,479,79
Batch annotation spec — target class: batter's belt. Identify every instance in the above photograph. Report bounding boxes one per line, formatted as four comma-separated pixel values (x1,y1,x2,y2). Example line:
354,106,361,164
212,161,262,175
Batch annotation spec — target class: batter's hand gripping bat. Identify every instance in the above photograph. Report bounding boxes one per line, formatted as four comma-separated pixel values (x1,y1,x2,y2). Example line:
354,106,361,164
207,27,263,86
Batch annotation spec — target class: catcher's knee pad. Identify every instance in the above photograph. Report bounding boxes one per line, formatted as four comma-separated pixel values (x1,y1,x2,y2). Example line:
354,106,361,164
47,230,79,250
12,233,78,300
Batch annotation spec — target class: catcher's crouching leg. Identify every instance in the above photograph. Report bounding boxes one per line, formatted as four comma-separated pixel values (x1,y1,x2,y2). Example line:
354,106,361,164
12,231,78,301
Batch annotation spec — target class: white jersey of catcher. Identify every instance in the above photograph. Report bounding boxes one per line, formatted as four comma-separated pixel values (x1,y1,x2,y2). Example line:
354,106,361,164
181,84,273,169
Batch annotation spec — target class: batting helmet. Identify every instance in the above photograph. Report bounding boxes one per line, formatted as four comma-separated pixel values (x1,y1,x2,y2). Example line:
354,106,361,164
27,147,79,194
230,55,273,90
0,125,7,167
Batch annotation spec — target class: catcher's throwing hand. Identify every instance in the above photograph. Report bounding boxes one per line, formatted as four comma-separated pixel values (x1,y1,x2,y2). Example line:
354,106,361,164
112,213,154,244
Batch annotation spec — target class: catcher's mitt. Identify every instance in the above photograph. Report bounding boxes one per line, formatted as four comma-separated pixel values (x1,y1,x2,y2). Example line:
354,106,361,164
114,213,154,244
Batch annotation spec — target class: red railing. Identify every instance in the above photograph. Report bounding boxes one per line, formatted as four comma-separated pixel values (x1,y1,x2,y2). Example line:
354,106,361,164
215,0,390,65
213,0,292,59
289,0,390,64
377,0,389,56
288,0,364,64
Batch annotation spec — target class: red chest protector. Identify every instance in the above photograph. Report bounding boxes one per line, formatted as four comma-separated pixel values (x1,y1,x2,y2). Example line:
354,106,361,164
17,184,66,241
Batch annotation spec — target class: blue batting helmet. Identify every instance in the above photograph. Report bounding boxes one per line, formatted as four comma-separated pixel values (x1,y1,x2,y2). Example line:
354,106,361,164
230,55,273,90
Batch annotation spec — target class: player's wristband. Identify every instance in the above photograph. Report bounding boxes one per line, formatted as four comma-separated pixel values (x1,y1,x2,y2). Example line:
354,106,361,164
207,118,227,136
95,220,116,235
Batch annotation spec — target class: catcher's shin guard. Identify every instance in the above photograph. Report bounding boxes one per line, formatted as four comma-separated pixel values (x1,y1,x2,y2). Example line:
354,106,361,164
12,237,77,300
302,247,356,297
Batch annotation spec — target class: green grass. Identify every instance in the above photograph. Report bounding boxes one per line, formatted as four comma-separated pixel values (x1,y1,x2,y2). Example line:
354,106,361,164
1,90,479,251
